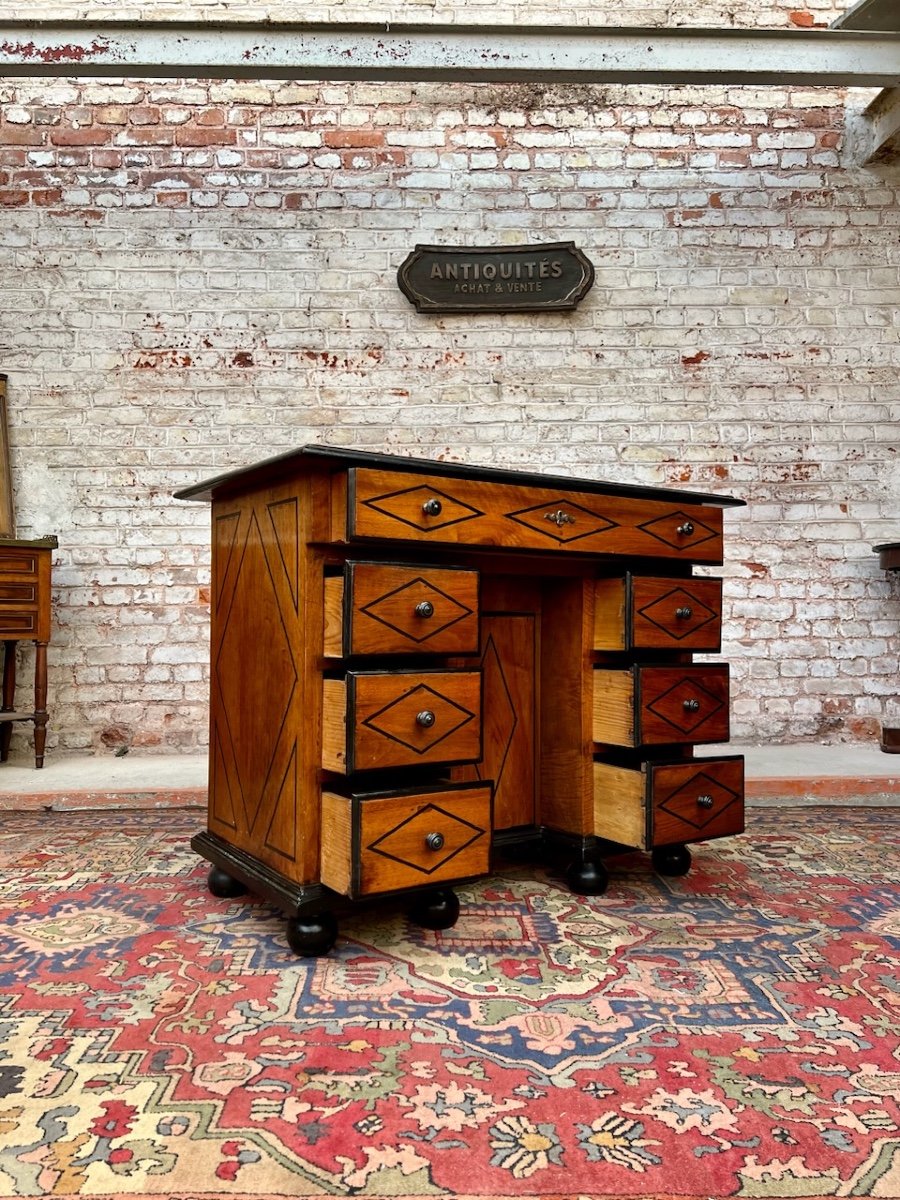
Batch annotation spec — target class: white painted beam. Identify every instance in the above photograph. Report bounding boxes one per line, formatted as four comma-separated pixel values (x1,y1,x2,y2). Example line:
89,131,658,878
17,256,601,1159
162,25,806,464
845,85,900,163
0,21,899,86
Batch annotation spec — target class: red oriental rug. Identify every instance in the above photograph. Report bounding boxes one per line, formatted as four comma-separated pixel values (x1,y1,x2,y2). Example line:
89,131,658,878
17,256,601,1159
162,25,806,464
0,806,898,1200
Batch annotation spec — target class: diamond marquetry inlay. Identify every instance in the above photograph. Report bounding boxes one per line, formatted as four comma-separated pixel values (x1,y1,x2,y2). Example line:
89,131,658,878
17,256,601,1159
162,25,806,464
368,803,486,874
657,770,742,833
362,683,477,754
360,578,473,645
638,586,717,640
506,499,618,544
479,634,517,787
645,678,725,735
215,514,298,813
362,486,483,532
637,511,718,551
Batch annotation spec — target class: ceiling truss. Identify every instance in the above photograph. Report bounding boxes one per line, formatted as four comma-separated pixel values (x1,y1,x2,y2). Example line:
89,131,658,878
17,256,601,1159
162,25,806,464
0,20,898,87
832,0,900,33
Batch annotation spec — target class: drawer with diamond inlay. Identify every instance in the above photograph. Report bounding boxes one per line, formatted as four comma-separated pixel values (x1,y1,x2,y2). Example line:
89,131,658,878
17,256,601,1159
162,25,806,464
322,668,482,774
593,755,744,850
320,781,492,898
593,574,722,653
323,561,479,658
593,664,730,747
347,468,724,564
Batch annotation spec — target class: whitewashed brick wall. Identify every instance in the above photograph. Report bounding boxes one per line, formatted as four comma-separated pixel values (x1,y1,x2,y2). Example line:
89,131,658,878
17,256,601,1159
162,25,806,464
0,2,853,27
1,0,899,755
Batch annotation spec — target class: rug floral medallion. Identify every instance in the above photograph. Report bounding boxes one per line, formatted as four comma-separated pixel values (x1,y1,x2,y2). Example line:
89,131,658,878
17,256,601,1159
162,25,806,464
0,806,898,1200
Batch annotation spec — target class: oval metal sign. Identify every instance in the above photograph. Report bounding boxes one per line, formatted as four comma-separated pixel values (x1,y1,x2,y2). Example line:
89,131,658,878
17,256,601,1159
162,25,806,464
397,242,594,314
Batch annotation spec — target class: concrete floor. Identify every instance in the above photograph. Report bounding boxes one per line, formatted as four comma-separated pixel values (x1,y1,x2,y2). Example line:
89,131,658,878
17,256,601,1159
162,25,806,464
1,743,898,809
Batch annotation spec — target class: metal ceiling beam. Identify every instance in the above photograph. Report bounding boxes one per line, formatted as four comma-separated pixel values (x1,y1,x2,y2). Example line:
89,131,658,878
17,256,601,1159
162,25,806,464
847,85,900,162
830,2,900,166
832,0,900,32
0,20,899,86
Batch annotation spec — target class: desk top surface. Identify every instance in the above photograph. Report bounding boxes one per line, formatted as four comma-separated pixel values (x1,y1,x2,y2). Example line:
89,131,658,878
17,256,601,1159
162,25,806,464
174,444,746,508
874,541,900,570
0,536,59,550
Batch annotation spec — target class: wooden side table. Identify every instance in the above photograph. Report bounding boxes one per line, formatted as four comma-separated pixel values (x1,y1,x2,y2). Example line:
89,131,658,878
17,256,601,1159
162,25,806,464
873,540,900,753
0,537,58,768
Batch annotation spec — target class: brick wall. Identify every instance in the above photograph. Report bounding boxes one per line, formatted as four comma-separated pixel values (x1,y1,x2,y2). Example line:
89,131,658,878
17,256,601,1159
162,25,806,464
0,3,851,26
1,2,899,755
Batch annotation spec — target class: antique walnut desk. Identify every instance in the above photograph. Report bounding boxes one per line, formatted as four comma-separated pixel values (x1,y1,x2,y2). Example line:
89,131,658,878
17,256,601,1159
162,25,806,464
0,536,58,768
176,447,745,955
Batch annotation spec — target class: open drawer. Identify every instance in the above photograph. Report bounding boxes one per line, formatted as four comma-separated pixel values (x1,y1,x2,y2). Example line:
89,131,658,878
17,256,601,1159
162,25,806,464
593,664,730,747
593,755,744,849
322,669,482,774
323,560,479,657
320,780,492,899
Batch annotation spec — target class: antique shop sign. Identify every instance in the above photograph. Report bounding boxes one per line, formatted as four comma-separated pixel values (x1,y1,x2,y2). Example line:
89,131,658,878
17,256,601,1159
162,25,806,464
397,242,594,314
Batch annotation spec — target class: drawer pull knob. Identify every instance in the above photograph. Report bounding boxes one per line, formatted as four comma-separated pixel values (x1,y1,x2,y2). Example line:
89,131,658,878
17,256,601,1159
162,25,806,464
422,498,443,517
683,698,701,712
415,600,435,618
425,831,445,851
545,509,576,527
697,794,714,809
675,606,693,619
677,521,695,537
416,709,436,728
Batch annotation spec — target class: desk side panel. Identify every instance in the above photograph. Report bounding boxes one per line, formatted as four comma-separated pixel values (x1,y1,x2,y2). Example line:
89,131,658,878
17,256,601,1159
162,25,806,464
207,473,329,885
36,550,52,643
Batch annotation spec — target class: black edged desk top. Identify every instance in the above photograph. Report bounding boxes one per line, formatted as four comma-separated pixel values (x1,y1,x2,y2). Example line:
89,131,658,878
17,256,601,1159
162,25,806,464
174,444,746,508
0,536,59,549
873,541,900,571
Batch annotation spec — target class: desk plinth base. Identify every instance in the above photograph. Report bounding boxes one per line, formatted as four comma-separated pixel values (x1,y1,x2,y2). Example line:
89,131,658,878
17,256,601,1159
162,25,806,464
191,829,466,958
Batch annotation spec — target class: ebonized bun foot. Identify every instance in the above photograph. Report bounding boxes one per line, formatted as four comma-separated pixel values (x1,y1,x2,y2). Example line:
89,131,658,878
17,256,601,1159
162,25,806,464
207,865,248,898
651,844,692,877
408,888,460,930
286,908,339,957
565,857,609,895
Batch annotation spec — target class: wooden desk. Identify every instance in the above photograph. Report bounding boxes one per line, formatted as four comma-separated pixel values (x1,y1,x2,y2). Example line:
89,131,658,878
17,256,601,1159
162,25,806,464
177,447,746,955
0,537,58,769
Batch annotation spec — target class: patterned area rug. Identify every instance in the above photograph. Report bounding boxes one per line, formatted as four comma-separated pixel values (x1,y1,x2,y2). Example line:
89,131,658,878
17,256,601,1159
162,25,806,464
0,807,898,1200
